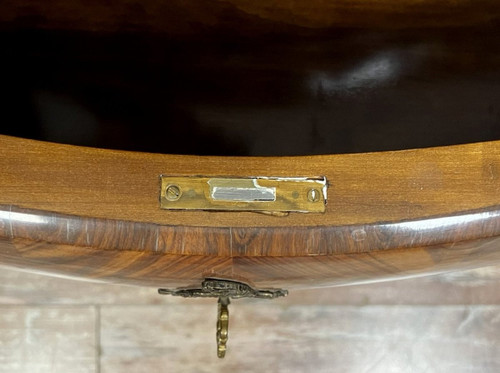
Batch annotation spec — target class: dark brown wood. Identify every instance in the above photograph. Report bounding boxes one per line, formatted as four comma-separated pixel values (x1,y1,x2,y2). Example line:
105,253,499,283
2,227,500,290
3,1,500,157
3,0,500,32
2,205,500,257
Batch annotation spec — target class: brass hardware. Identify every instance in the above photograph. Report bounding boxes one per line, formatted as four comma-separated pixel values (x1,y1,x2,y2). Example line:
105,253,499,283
165,184,182,201
307,188,321,202
217,297,230,358
160,176,327,213
159,278,288,299
159,278,288,358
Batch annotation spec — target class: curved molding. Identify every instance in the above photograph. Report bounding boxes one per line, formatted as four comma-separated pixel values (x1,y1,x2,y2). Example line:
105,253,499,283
2,135,500,288
1,205,500,257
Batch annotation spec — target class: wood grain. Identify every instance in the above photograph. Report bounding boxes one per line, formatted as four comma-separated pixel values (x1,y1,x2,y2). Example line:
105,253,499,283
2,136,500,288
2,135,500,228
2,2,500,368
2,205,500,257
4,15,500,157
2,228,500,289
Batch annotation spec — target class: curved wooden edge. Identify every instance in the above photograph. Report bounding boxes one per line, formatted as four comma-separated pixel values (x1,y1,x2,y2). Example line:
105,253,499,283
1,235,499,290
2,205,500,257
1,204,500,289
3,135,500,288
2,135,500,229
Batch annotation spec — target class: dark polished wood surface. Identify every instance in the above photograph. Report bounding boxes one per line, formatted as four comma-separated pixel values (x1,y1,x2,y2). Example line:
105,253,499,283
2,1,500,155
2,202,500,289
3,205,500,257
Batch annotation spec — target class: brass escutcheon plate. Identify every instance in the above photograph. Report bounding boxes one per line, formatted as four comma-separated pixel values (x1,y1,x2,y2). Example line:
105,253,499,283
159,176,327,213
159,279,288,358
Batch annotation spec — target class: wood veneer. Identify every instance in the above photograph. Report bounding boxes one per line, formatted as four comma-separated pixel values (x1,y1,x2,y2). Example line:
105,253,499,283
1,136,500,289
2,0,500,290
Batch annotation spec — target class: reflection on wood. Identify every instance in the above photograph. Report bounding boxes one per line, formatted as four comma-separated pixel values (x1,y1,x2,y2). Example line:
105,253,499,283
2,136,500,288
2,208,500,289
2,3,500,156
3,0,500,32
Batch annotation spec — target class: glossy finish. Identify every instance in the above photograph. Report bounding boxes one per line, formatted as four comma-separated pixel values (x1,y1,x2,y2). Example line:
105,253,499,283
2,205,500,257
3,1,500,290
4,0,500,32
2,2,500,155
2,134,500,288
2,204,500,289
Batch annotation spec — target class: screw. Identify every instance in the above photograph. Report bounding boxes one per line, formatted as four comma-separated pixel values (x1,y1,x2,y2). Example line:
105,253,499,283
307,188,321,203
165,184,182,201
